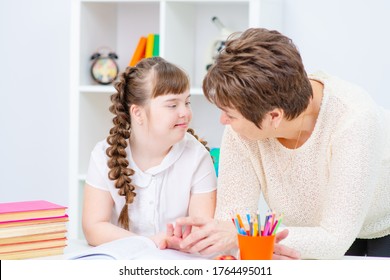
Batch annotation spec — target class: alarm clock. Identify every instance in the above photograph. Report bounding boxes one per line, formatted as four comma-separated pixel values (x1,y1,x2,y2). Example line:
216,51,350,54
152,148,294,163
90,49,119,85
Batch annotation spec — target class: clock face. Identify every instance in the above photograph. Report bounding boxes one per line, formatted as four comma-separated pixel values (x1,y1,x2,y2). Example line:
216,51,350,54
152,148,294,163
91,57,118,85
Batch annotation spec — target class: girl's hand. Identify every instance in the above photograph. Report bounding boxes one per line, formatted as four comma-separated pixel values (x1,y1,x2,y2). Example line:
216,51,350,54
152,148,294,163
157,223,192,251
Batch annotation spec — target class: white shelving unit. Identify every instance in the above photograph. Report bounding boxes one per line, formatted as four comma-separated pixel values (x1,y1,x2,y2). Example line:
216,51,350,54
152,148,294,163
69,0,283,239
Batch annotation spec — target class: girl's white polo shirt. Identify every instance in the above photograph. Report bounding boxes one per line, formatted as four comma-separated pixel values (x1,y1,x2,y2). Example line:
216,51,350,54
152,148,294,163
85,132,217,236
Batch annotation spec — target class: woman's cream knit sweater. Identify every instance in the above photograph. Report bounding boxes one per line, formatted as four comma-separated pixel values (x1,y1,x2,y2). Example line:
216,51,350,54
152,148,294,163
214,72,390,259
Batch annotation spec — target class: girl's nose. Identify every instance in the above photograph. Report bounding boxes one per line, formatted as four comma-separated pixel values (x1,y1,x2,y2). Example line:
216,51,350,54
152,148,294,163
179,105,192,118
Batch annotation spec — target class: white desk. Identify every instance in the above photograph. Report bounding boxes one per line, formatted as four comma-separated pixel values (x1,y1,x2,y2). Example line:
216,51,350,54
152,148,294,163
31,239,390,260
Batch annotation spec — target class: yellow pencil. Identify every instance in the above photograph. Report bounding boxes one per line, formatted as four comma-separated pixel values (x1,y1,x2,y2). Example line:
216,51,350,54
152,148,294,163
236,214,245,229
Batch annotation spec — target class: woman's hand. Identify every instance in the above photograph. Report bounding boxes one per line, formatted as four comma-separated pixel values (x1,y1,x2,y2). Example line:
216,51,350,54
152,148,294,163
272,229,301,260
174,217,237,255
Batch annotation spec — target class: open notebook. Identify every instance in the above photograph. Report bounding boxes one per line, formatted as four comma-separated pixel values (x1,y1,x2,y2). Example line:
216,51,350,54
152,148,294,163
67,236,214,260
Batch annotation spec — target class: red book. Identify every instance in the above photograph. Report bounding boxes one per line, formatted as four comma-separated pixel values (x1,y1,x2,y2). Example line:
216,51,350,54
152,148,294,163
0,200,67,222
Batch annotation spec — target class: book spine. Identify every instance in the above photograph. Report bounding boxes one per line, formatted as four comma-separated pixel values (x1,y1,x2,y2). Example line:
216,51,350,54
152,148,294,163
129,36,147,67
152,34,160,57
145,33,155,58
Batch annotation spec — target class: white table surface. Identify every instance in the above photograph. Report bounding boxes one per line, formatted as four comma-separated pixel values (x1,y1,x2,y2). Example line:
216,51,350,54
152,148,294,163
30,239,390,260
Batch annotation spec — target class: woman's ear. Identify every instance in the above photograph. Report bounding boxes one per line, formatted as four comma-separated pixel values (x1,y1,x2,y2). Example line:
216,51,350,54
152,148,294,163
130,104,143,125
268,108,284,129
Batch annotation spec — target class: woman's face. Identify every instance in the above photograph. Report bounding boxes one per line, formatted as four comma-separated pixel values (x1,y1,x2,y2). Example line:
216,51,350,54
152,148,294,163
220,108,270,140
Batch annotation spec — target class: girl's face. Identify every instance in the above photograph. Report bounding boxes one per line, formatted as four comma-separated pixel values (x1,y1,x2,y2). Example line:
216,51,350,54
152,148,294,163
220,108,270,140
146,90,192,144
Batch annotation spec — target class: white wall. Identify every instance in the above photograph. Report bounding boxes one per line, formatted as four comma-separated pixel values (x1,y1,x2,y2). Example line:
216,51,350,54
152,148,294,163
0,0,70,206
1,0,389,208
283,0,390,108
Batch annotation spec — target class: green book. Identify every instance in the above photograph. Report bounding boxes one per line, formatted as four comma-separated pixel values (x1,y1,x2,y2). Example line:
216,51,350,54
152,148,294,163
152,34,160,57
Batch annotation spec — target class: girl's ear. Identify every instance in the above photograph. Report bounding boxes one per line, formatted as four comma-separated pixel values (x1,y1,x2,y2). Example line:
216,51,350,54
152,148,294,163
268,108,284,129
130,104,143,125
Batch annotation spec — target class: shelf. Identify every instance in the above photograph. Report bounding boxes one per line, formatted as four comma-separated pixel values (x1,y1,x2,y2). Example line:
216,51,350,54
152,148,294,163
79,85,204,95
78,1,160,86
79,85,116,94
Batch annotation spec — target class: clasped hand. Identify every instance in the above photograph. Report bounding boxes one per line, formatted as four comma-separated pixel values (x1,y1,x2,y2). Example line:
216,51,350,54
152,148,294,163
155,217,300,260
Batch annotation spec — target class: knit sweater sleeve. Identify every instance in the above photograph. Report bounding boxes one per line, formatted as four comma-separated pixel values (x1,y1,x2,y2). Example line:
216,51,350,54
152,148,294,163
214,126,262,221
281,109,383,259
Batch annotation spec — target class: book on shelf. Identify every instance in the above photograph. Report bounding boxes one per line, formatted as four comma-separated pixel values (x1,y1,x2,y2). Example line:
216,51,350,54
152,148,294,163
129,34,160,67
0,231,67,245
0,214,68,228
152,34,160,57
129,36,147,66
0,237,67,254
0,200,67,222
67,235,213,260
0,246,66,260
145,33,155,58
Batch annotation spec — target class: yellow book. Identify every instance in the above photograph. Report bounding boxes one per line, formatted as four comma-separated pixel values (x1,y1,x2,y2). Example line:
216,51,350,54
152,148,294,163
0,237,67,254
0,246,65,260
0,215,68,228
0,231,67,245
0,222,67,239
145,33,155,58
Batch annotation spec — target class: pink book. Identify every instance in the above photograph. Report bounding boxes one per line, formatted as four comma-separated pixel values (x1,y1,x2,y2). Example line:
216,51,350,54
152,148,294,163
0,200,67,223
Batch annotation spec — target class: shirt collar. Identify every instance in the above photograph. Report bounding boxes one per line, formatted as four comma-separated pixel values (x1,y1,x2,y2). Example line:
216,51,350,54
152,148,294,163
126,135,188,188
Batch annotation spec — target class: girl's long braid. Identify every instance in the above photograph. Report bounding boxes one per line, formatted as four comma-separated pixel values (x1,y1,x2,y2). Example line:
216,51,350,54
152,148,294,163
106,67,137,230
186,128,214,164
187,128,210,152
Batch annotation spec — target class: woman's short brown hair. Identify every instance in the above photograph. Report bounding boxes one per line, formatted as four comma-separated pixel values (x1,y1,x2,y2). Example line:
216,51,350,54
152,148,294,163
203,28,313,128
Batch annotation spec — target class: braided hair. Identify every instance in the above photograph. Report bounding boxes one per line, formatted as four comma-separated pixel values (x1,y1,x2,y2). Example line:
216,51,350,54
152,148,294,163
106,57,208,230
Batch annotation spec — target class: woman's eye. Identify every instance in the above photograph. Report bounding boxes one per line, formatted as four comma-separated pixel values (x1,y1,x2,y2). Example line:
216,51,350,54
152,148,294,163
168,104,177,108
185,101,191,106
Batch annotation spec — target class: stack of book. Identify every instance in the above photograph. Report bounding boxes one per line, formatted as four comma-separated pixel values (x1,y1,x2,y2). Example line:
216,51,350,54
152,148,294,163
0,200,68,260
129,33,160,67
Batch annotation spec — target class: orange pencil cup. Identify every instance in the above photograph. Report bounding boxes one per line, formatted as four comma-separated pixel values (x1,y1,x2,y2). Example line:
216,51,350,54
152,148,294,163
237,234,275,260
